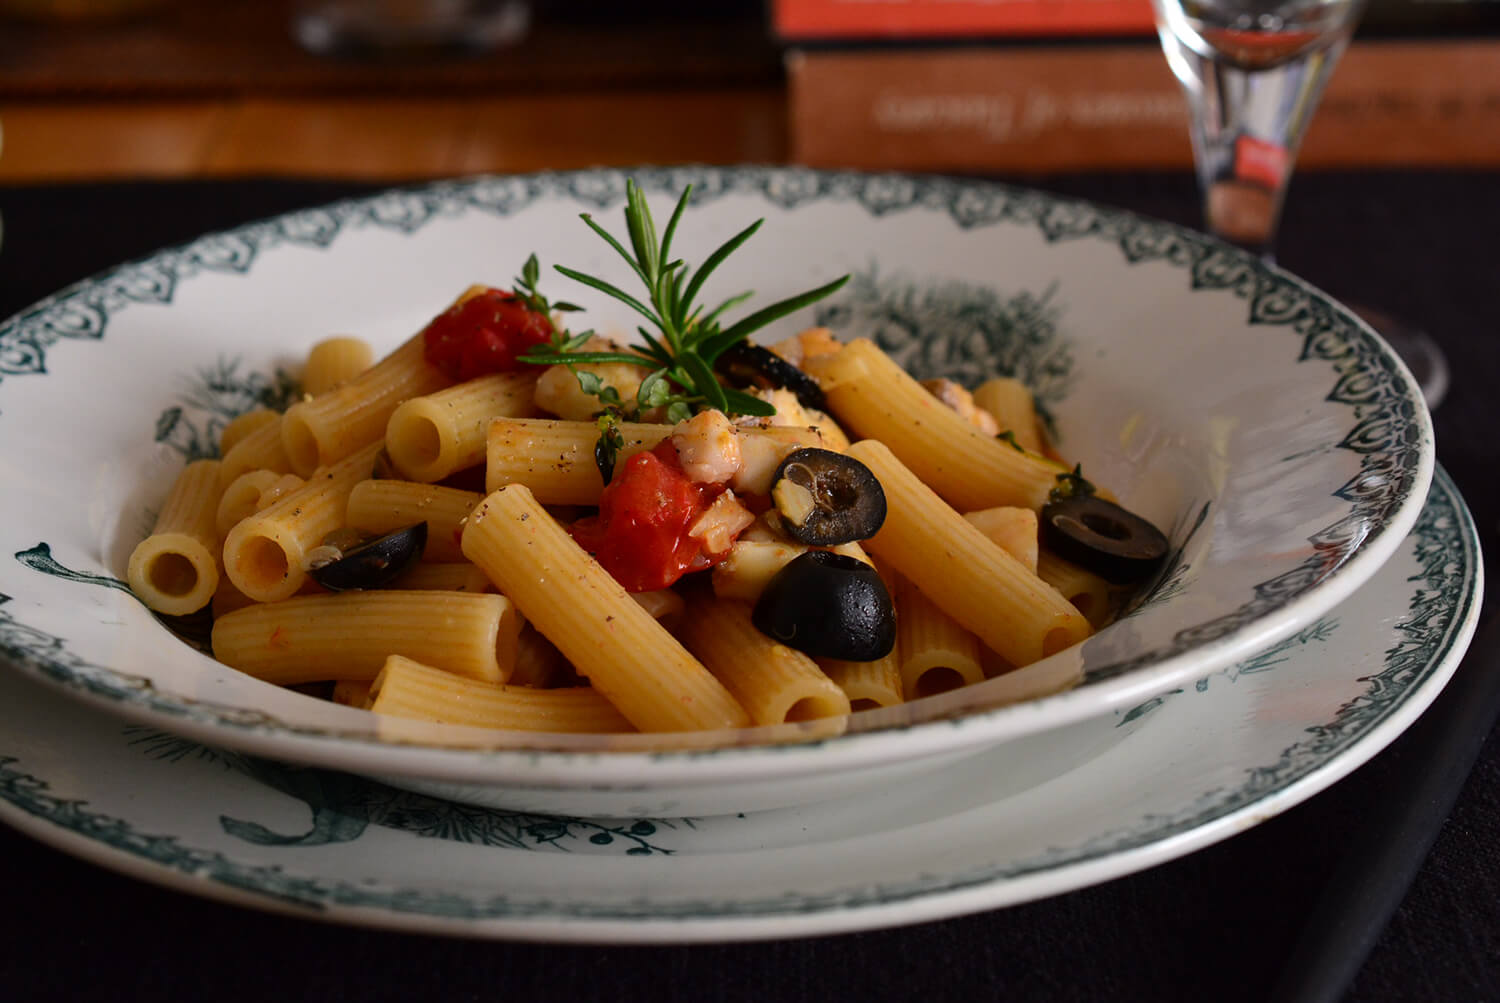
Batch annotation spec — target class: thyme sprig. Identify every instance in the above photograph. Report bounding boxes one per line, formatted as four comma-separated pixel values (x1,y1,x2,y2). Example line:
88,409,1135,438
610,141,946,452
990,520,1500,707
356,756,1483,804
516,179,849,421
512,253,582,318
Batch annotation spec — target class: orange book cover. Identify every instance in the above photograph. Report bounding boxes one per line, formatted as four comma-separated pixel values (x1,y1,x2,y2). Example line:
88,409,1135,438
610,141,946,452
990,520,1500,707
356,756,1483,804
787,41,1500,171
773,0,1159,39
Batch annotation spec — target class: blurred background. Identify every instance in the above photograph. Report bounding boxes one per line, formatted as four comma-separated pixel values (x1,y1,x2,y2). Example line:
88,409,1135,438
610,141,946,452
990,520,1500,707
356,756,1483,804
2,0,1498,182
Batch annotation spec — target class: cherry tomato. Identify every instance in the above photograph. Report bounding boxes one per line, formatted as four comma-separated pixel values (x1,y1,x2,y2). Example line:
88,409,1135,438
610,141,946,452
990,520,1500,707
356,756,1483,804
421,288,554,381
572,443,729,592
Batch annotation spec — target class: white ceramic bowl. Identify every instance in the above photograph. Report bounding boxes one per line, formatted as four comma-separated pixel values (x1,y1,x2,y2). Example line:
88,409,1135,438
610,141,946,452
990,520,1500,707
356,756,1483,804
0,167,1433,816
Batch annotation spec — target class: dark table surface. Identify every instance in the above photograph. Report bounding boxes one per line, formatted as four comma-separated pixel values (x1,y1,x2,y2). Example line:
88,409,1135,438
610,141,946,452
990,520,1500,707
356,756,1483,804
0,173,1495,1002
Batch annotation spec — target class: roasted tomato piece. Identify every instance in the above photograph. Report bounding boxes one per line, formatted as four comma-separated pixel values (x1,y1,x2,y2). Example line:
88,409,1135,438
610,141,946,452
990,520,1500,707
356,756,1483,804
421,287,554,381
572,442,735,592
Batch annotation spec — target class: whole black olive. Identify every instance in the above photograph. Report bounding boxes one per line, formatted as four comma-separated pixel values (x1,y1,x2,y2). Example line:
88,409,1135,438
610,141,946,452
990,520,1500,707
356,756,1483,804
752,550,896,661
1039,496,1168,584
307,523,428,592
771,448,886,546
714,342,828,413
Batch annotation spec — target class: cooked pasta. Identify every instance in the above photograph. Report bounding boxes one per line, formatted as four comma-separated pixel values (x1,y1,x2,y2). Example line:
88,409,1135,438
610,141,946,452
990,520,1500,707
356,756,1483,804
677,593,851,725
211,589,521,686
848,439,1093,667
369,654,632,732
963,506,1040,574
892,571,987,699
972,377,1044,454
218,414,293,487
217,408,279,458
127,459,223,615
817,652,905,710
385,372,538,483
222,441,384,602
302,336,375,397
280,332,452,477
344,480,482,563
1037,550,1116,628
809,338,1064,511
460,483,752,732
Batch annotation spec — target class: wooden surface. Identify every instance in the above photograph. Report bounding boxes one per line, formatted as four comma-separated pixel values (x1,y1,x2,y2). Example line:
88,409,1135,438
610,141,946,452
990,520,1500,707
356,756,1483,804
0,91,788,181
0,0,786,181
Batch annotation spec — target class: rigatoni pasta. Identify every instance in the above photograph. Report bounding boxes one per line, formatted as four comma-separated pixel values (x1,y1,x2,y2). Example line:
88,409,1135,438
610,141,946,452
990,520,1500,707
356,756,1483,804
385,372,538,483
848,439,1093,667
222,441,384,602
127,459,223,615
302,336,374,397
369,655,632,732
677,593,851,725
280,332,452,476
808,338,1064,511
211,589,521,686
345,480,482,563
461,483,752,732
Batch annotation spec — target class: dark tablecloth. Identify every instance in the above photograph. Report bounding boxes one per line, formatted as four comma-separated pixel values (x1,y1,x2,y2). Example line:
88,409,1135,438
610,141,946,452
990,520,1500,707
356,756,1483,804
0,174,1495,1002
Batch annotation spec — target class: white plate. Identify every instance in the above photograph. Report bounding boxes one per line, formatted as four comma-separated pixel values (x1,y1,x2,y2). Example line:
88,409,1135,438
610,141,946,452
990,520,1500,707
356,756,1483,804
0,168,1434,814
0,468,1479,941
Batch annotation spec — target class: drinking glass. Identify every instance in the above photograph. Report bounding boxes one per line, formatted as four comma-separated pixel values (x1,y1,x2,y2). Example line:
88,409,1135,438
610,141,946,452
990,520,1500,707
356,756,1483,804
1150,0,1449,405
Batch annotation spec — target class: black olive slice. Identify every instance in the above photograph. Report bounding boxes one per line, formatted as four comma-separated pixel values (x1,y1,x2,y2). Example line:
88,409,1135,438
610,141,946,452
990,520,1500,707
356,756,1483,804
752,550,896,661
1039,496,1167,584
714,342,828,412
307,523,428,592
770,448,886,546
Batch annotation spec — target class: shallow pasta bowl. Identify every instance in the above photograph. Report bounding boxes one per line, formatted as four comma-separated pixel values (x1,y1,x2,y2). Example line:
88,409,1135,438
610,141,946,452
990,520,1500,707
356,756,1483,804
0,167,1433,816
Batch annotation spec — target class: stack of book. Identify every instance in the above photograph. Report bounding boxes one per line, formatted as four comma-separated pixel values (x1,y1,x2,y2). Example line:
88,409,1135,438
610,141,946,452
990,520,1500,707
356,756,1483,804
775,0,1500,172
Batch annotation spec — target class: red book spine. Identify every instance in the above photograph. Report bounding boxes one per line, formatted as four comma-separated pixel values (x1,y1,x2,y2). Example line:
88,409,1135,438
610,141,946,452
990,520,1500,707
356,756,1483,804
773,0,1160,39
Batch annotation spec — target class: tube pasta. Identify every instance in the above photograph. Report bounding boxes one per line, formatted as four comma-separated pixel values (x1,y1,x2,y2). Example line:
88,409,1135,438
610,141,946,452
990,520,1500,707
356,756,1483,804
972,377,1044,453
280,330,451,477
222,441,383,602
391,561,494,593
486,418,674,504
507,624,573,688
630,588,685,627
460,483,751,732
369,655,632,732
809,339,1064,511
331,679,373,708
1037,550,1116,628
218,415,292,487
963,506,1040,574
217,409,279,458
893,572,986,699
386,372,538,483
211,589,521,686
302,336,374,397
848,439,1092,667
345,480,482,563
677,594,851,725
818,652,904,709
127,459,223,615
216,470,283,540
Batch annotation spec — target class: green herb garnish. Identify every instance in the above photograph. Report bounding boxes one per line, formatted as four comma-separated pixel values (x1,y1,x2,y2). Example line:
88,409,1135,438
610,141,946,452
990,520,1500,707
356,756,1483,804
513,253,582,318
996,429,1025,453
1050,463,1097,502
517,178,849,424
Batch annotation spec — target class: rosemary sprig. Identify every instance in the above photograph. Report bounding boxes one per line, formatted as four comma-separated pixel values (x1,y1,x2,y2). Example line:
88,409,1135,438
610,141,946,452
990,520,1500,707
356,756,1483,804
516,179,849,424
